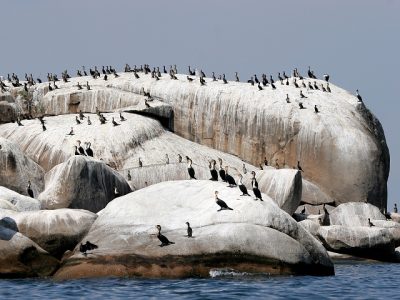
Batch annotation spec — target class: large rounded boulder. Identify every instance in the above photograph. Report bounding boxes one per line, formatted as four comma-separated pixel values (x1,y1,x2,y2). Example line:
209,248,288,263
329,202,386,227
55,180,333,279
39,156,132,212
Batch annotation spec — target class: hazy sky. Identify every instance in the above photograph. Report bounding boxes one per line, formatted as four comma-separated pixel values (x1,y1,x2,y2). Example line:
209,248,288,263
1,0,398,209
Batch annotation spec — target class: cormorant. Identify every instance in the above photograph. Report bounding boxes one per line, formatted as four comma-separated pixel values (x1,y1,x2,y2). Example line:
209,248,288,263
259,163,263,170
85,142,93,157
104,74,108,81
394,204,398,213
271,82,276,89
242,163,247,174
76,116,81,125
86,81,90,90
258,83,263,90
79,241,98,255
187,76,194,82
297,161,304,172
27,181,34,198
87,116,92,125
326,83,331,93
223,74,228,84
321,84,327,92
254,75,259,84
77,140,85,155
286,94,291,103
127,170,131,181
42,123,46,131
67,127,74,135
112,117,120,126
235,72,239,82
251,171,263,201
209,160,219,181
79,110,85,120
299,102,305,109
156,225,175,247
145,99,150,108
308,82,314,90
77,82,82,90
356,89,363,102
48,83,53,91
74,146,81,155
293,79,299,88
212,72,217,81
138,157,143,167
323,74,330,82
218,158,226,181
225,166,237,187
248,77,254,86
177,154,182,163
301,206,306,214
238,174,250,196
314,105,319,113
300,90,307,98
187,159,196,179
264,157,268,166
313,81,319,90
186,222,193,237
120,112,126,121
368,218,374,227
165,154,169,164
215,191,233,211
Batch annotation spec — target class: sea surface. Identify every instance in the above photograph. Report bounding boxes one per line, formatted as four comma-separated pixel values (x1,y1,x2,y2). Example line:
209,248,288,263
0,262,398,299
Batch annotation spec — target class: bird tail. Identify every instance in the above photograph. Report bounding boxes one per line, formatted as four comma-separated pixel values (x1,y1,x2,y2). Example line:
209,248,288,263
228,207,233,210
169,241,175,244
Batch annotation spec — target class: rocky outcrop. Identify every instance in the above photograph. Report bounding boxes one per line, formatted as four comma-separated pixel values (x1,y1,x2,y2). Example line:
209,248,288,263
242,169,302,215
55,180,333,279
317,225,395,260
0,208,97,258
0,137,45,197
0,186,41,211
390,213,400,223
0,100,17,124
329,202,386,227
0,217,59,278
39,156,131,212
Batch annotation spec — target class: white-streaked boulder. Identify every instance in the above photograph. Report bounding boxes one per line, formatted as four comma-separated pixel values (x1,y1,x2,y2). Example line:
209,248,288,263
55,180,333,279
39,156,131,212
0,208,96,258
0,186,41,211
0,137,44,197
329,202,386,227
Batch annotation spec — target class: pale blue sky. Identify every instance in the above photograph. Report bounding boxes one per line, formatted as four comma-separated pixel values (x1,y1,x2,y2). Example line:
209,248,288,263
1,0,398,209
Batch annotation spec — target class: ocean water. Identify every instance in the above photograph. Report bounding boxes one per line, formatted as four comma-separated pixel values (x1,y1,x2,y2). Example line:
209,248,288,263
0,262,398,299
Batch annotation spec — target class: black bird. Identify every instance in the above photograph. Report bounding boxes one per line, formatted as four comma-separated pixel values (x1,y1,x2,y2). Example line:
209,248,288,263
254,75,259,84
187,159,196,179
186,222,193,237
300,90,307,98
112,117,120,126
48,83,53,91
326,83,331,93
368,218,374,227
238,174,250,196
77,82,82,90
77,140,85,155
224,166,237,187
74,146,81,155
323,74,330,82
209,160,219,181
308,82,314,90
156,225,175,247
301,206,306,214
314,105,319,113
86,81,91,90
145,99,150,108
251,171,263,201
87,116,92,125
215,191,233,211
104,74,108,81
42,124,46,131
67,127,74,135
76,116,81,125
187,76,194,82
248,77,254,86
271,82,276,89
235,72,239,82
293,79,299,88
218,158,226,181
286,94,291,103
356,89,363,102
120,112,126,121
299,102,305,109
297,161,304,172
222,74,228,84
85,142,93,157
313,81,319,90
258,83,263,90
79,241,98,255
27,181,34,198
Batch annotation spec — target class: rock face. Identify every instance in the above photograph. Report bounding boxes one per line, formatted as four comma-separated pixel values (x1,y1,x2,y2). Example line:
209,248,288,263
0,137,45,197
242,169,302,215
1,73,390,209
0,100,17,124
55,180,333,279
0,217,59,278
329,202,386,227
0,186,41,211
0,208,96,258
301,180,335,205
317,225,395,260
39,156,131,212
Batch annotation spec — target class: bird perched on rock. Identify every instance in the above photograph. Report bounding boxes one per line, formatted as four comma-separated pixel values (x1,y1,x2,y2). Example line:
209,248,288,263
368,218,374,227
314,105,319,113
112,117,120,126
238,174,250,196
186,222,193,237
120,112,126,121
251,171,263,201
67,127,74,136
356,89,363,102
297,161,304,172
156,225,175,247
215,191,233,211
27,181,34,198
79,241,98,255
138,157,143,168
224,166,237,187
187,159,196,179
